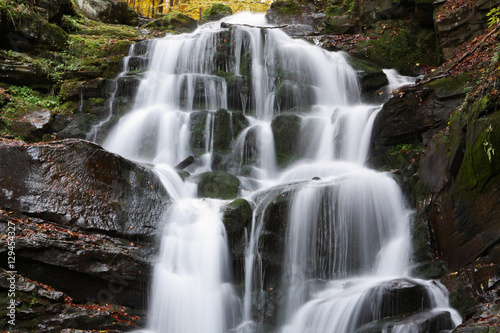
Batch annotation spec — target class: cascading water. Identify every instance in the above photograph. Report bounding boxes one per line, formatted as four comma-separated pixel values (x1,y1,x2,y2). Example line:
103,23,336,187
96,12,461,333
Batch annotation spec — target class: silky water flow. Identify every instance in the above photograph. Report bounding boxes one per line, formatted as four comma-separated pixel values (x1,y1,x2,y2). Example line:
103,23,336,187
97,12,461,333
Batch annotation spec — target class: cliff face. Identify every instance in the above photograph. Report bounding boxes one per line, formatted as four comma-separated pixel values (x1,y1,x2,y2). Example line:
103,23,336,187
1,0,500,331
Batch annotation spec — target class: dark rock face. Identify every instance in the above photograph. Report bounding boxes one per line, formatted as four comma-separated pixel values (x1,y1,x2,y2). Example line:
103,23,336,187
222,198,253,283
346,55,388,101
271,113,301,168
434,0,500,60
0,138,170,240
372,73,469,151
356,310,452,333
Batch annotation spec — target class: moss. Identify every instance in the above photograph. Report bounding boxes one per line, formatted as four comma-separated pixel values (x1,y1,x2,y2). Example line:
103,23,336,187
200,3,233,23
197,171,240,199
456,115,500,199
38,23,69,51
214,108,232,151
109,41,133,57
271,113,301,168
427,72,470,98
354,20,439,75
270,1,302,15
142,12,197,33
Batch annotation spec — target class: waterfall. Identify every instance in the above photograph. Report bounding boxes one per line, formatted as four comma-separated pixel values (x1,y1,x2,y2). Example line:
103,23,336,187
96,12,461,333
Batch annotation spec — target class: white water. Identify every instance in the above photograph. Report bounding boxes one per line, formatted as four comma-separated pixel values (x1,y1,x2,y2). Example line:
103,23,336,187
98,12,460,333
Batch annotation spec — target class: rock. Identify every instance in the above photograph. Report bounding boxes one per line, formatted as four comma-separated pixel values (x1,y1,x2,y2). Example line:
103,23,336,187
34,0,76,23
223,198,253,282
214,108,232,151
371,73,469,152
0,138,170,240
274,80,315,113
73,0,140,26
351,20,439,75
0,58,53,88
441,260,500,320
356,310,453,333
197,171,240,199
266,1,325,37
199,3,232,24
0,268,145,331
142,12,197,33
189,110,209,154
271,113,301,168
323,14,360,35
357,278,433,327
227,75,251,112
38,23,69,51
346,55,388,100
434,0,500,60
174,155,195,170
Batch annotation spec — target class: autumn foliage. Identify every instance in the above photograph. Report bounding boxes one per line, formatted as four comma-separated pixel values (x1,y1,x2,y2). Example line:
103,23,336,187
124,0,272,19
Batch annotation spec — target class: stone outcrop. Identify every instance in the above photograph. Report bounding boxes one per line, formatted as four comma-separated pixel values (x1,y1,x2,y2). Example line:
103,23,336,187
0,138,170,239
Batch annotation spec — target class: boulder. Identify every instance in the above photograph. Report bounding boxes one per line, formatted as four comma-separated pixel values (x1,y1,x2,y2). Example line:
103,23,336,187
73,0,140,26
197,171,240,199
142,12,197,32
0,138,170,240
213,108,232,151
199,3,232,24
356,310,453,333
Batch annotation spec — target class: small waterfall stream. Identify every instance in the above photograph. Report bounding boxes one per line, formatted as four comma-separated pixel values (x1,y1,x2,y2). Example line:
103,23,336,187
97,12,460,333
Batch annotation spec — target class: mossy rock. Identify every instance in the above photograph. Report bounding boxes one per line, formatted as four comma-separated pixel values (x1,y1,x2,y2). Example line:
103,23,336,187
455,113,500,199
213,108,232,151
38,23,69,51
269,1,301,15
223,198,253,236
197,171,240,199
142,12,197,33
346,55,388,95
59,80,85,101
323,14,359,34
274,80,315,113
353,20,439,75
199,3,233,24
271,113,301,168
109,41,133,57
231,110,249,138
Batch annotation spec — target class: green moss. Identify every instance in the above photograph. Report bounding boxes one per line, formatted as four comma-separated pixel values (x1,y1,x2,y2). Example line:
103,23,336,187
214,108,232,151
200,3,233,23
142,12,197,32
456,114,500,199
39,23,69,51
270,1,301,15
354,20,439,75
198,171,240,199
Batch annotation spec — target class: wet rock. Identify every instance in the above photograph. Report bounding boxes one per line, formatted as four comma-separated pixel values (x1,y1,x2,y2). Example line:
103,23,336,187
189,110,209,154
271,113,301,168
227,75,251,112
357,278,433,327
323,14,360,35
371,73,469,152
223,198,253,283
346,55,388,100
197,171,240,199
142,12,197,33
274,80,315,113
199,3,232,24
0,138,170,240
0,58,53,88
356,310,453,333
214,108,232,151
